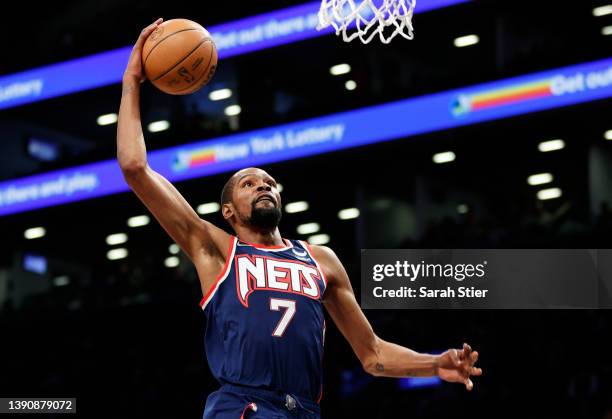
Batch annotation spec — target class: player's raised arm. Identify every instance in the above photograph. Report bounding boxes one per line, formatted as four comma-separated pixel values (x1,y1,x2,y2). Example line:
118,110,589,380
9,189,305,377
117,19,229,261
312,245,483,390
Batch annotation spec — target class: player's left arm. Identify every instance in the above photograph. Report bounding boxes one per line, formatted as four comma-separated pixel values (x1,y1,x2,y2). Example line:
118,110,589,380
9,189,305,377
311,245,483,390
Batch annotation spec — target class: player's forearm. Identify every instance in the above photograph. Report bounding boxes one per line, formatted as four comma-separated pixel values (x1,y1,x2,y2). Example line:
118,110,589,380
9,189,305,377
367,338,440,378
117,78,148,172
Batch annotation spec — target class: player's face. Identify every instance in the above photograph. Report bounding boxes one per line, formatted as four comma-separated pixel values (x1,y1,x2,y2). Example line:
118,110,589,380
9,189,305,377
232,169,282,229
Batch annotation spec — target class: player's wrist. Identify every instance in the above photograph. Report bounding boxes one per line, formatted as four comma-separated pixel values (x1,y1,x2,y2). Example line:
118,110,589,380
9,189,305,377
432,354,441,377
122,74,141,89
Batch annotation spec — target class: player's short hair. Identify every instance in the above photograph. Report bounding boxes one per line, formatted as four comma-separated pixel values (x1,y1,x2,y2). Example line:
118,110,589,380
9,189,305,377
220,175,237,206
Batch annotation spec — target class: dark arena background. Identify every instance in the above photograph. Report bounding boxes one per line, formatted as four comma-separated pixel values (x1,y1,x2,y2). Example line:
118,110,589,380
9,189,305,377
1,0,611,418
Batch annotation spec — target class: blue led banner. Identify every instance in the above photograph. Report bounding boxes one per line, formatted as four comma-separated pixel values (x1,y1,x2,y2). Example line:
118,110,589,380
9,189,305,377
1,57,611,217
0,0,468,110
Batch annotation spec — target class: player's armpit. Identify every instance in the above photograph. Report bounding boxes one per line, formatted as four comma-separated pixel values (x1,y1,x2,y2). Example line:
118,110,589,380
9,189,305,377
121,164,230,261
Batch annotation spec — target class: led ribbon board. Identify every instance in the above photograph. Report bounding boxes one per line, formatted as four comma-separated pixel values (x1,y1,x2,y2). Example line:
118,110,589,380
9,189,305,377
1,57,611,217
0,0,469,110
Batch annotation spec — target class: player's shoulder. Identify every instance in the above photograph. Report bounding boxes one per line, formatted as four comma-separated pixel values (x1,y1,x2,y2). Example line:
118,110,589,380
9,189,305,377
307,243,333,255
306,244,349,288
306,243,339,265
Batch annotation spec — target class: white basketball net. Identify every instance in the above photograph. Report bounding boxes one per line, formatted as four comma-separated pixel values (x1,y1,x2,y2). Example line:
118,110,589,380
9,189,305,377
317,0,416,44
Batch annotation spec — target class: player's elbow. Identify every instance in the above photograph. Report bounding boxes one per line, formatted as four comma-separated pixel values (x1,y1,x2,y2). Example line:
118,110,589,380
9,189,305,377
119,159,147,179
361,338,384,377
363,356,383,377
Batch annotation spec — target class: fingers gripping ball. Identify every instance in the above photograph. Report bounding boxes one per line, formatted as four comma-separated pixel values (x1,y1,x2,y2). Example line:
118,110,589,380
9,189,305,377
142,19,218,95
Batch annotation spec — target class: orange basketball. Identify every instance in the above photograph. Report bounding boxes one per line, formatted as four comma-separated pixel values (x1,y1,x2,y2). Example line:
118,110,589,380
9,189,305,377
142,19,218,95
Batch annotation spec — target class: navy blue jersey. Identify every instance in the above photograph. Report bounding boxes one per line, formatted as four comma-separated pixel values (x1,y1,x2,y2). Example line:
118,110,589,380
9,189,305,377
200,236,327,403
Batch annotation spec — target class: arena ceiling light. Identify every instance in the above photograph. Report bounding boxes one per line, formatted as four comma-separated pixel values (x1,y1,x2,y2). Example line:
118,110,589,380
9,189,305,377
147,120,170,133
605,130,612,140
308,234,330,245
285,201,309,213
537,188,562,201
603,25,612,36
453,34,479,48
297,222,320,235
593,5,612,17
127,215,150,227
330,63,351,76
197,202,220,214
224,105,242,116
345,80,357,91
97,113,118,126
107,248,128,260
164,256,180,268
209,88,233,101
277,183,284,192
53,275,70,287
169,244,180,254
338,208,360,220
457,204,469,214
538,139,565,152
432,151,456,164
24,226,46,239
106,233,128,246
527,173,554,186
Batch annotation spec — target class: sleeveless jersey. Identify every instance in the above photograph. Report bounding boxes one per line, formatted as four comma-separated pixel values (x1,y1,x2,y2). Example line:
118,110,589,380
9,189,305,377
199,236,327,402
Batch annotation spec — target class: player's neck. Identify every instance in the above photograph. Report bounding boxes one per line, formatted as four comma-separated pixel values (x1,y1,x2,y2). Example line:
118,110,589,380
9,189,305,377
236,227,285,247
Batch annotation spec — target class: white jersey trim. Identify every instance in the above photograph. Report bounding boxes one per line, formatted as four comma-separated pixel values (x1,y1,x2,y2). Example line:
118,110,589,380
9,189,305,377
236,238,294,252
300,241,328,289
200,236,238,310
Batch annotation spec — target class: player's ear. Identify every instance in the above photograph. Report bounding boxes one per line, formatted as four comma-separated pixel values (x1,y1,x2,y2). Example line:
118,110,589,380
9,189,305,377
222,202,234,220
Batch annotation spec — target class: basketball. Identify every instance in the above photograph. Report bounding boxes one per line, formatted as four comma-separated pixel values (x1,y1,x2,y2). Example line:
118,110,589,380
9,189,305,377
142,18,217,95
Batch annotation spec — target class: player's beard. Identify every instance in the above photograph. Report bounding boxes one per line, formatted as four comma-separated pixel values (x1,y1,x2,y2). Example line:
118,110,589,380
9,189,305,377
248,201,282,231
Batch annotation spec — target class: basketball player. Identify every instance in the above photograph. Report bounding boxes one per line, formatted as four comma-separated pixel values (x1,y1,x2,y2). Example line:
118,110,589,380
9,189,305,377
117,19,483,418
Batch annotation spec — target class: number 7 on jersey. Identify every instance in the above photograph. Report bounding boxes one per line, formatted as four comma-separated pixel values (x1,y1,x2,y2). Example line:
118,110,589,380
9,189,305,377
269,298,296,337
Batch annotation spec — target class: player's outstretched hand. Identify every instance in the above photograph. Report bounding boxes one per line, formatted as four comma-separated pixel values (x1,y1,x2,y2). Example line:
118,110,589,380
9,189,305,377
437,343,483,391
123,18,163,84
